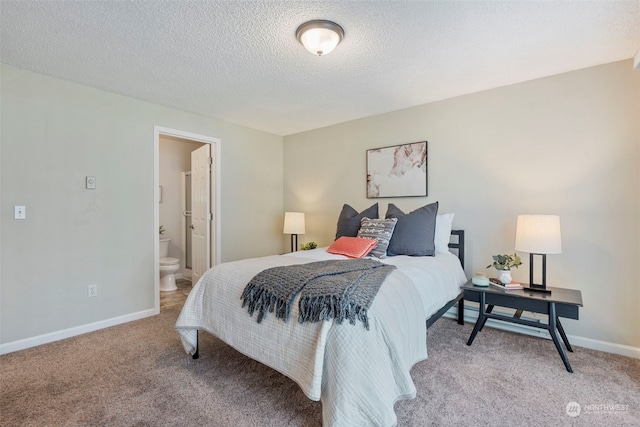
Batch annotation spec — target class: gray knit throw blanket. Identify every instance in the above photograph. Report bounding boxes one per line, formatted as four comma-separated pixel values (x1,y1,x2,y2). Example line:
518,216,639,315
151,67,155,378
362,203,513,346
240,259,396,330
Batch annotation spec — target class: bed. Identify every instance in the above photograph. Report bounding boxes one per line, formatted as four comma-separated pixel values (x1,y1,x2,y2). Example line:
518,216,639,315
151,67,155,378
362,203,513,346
175,219,467,426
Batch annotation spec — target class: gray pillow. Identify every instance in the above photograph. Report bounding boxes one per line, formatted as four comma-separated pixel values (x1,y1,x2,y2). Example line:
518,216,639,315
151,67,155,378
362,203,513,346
385,202,439,256
335,203,379,240
357,217,398,258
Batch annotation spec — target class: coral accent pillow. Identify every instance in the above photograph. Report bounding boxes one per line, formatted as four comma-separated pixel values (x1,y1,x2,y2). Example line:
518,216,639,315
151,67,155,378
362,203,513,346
327,236,378,259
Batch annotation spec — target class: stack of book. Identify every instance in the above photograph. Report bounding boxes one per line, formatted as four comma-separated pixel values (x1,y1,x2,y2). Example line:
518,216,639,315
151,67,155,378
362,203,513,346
489,278,523,290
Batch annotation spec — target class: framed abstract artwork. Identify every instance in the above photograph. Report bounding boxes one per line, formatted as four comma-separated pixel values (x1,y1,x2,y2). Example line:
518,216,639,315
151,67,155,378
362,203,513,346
366,141,427,198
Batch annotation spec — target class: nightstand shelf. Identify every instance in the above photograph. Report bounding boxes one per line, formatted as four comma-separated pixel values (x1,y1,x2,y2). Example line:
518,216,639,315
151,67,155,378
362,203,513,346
461,281,583,372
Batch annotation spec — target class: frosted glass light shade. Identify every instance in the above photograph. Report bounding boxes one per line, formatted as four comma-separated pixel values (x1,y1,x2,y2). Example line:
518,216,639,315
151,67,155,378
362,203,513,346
283,212,305,235
515,215,562,254
296,20,344,56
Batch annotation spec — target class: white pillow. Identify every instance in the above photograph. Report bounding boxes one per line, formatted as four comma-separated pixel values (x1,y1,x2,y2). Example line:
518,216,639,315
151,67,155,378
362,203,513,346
434,213,455,254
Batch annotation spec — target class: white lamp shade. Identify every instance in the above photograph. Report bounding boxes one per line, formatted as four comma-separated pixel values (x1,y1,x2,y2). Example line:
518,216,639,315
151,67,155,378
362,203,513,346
296,20,344,56
515,215,562,254
299,28,340,55
283,212,305,235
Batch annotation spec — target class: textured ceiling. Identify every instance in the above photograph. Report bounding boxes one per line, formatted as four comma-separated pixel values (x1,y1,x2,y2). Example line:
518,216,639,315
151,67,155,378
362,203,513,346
1,1,639,136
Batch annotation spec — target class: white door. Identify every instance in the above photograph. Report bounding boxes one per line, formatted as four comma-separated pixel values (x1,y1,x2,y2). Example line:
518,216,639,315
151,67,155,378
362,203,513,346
191,144,211,283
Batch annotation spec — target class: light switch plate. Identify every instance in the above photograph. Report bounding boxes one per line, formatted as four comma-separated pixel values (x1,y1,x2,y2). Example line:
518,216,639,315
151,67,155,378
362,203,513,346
14,205,26,219
86,176,96,189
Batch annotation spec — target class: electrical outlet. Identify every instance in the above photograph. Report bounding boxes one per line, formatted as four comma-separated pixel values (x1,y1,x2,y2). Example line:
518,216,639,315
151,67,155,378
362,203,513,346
88,284,97,298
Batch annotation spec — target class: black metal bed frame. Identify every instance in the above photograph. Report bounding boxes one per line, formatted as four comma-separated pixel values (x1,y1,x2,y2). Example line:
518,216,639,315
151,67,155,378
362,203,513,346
426,229,465,328
192,229,466,359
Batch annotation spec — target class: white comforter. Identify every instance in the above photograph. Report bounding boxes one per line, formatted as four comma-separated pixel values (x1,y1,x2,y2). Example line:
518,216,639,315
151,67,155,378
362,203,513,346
175,249,467,426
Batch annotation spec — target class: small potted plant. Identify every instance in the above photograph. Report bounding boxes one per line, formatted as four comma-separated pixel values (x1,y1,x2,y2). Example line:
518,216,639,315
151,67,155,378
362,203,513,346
300,242,317,251
487,253,522,284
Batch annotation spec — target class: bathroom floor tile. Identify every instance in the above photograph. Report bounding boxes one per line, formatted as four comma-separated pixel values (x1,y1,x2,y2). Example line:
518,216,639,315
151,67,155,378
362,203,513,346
160,279,192,311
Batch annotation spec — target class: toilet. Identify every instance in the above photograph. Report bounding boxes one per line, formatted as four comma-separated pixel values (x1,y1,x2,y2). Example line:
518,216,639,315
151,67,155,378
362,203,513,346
159,238,180,292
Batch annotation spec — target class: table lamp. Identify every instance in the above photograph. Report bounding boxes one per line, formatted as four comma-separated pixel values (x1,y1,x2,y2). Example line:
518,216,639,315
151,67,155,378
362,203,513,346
283,212,305,252
515,215,562,294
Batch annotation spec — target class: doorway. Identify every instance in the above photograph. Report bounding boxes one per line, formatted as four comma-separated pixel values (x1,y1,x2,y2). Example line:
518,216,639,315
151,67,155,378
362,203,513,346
154,126,221,314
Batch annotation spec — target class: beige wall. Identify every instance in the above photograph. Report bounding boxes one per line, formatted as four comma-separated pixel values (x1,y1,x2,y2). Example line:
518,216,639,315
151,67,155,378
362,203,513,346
0,65,284,347
2,60,637,354
284,60,640,351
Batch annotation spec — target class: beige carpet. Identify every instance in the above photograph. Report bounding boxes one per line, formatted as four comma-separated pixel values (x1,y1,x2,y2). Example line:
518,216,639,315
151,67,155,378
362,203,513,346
1,306,638,426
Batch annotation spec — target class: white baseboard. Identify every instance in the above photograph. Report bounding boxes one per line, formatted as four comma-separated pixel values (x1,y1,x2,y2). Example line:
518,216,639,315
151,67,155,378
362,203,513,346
443,306,640,360
567,335,640,359
0,308,157,355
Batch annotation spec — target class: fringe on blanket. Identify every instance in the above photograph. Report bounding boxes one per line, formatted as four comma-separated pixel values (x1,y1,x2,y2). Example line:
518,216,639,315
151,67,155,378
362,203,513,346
298,295,372,329
241,282,294,324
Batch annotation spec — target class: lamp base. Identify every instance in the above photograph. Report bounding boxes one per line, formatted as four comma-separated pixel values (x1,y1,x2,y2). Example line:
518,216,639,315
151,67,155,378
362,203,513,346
524,284,552,294
526,253,552,294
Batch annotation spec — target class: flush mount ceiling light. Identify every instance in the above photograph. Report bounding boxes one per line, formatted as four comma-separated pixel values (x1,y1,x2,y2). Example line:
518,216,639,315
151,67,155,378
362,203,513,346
296,20,344,56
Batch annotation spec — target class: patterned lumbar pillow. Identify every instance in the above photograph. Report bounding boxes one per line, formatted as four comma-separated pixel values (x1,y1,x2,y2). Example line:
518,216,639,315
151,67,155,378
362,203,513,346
356,217,398,259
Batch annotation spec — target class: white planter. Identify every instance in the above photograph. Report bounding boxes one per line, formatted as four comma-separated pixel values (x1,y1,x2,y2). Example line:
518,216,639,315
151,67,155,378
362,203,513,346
497,269,512,285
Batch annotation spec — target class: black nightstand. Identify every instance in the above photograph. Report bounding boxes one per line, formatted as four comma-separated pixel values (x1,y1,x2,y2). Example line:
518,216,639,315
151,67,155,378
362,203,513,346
461,281,583,372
